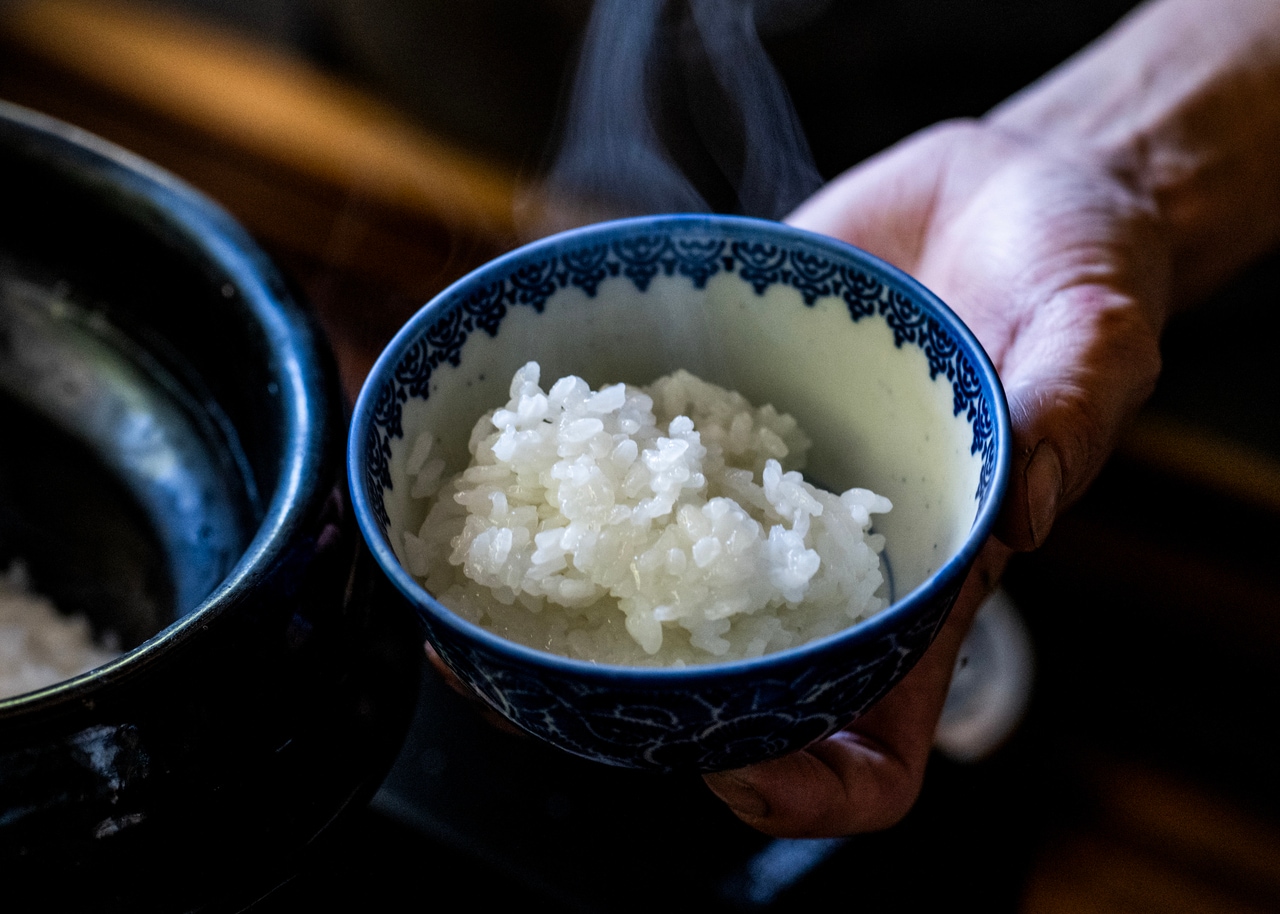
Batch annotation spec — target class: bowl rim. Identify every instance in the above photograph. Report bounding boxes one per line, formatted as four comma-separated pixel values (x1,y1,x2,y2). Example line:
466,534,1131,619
349,212,1011,685
0,101,336,712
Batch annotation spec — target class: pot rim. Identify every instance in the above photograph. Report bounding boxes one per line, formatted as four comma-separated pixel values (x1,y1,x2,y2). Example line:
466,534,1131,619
0,101,339,714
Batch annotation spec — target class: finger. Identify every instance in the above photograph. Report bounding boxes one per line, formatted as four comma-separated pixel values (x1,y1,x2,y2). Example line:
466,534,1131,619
993,281,1162,549
424,642,527,736
922,144,1169,551
704,541,1010,837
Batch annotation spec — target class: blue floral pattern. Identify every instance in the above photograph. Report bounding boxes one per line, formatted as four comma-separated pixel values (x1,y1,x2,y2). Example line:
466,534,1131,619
363,227,999,533
421,581,955,771
355,217,1006,772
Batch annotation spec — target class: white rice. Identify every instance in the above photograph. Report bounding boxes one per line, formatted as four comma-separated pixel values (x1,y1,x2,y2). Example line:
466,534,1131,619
0,561,120,699
401,362,891,667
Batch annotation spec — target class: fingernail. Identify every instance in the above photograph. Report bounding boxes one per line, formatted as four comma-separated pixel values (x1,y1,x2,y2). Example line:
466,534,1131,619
1025,442,1062,547
706,772,769,818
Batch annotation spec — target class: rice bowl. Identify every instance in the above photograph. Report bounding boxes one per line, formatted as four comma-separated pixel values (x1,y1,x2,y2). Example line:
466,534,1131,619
350,213,1010,771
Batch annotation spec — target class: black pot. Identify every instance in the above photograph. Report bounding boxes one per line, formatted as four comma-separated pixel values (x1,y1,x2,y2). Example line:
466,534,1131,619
0,101,420,912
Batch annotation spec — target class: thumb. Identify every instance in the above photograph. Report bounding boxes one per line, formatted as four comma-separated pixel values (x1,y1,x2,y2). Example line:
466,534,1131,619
703,540,1011,836
991,282,1163,551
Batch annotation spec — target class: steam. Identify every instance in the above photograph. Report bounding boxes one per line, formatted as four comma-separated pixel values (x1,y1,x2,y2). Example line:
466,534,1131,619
524,0,826,235
684,0,824,219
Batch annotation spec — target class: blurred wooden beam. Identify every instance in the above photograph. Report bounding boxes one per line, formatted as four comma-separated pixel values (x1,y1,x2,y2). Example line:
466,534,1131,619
1118,413,1280,516
0,0,518,241
0,0,520,310
1023,755,1280,914
0,0,525,395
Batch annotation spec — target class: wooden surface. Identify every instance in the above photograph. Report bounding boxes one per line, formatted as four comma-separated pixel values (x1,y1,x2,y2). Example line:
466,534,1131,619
4,2,1280,911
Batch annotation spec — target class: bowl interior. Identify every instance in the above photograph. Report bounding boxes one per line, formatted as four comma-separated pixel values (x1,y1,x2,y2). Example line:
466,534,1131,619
0,273,255,650
0,108,288,667
361,217,1001,624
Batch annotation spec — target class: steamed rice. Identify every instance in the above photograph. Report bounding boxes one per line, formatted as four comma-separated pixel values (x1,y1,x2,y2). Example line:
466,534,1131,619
0,561,120,699
401,362,891,667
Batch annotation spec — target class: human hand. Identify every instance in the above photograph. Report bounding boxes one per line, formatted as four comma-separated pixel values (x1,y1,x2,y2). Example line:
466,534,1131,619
704,117,1171,836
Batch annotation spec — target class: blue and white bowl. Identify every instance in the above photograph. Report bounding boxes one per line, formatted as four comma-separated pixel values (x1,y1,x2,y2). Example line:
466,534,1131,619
350,214,1011,772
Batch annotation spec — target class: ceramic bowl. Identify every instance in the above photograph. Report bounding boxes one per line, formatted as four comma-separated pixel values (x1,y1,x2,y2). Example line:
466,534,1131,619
0,102,421,910
350,214,1009,772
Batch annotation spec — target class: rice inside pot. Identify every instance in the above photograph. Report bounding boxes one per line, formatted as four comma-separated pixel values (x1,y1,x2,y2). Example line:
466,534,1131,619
0,561,120,698
401,362,891,667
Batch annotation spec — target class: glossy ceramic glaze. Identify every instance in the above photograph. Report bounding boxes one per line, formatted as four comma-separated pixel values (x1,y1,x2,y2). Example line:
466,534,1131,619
351,214,1009,772
0,102,421,911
